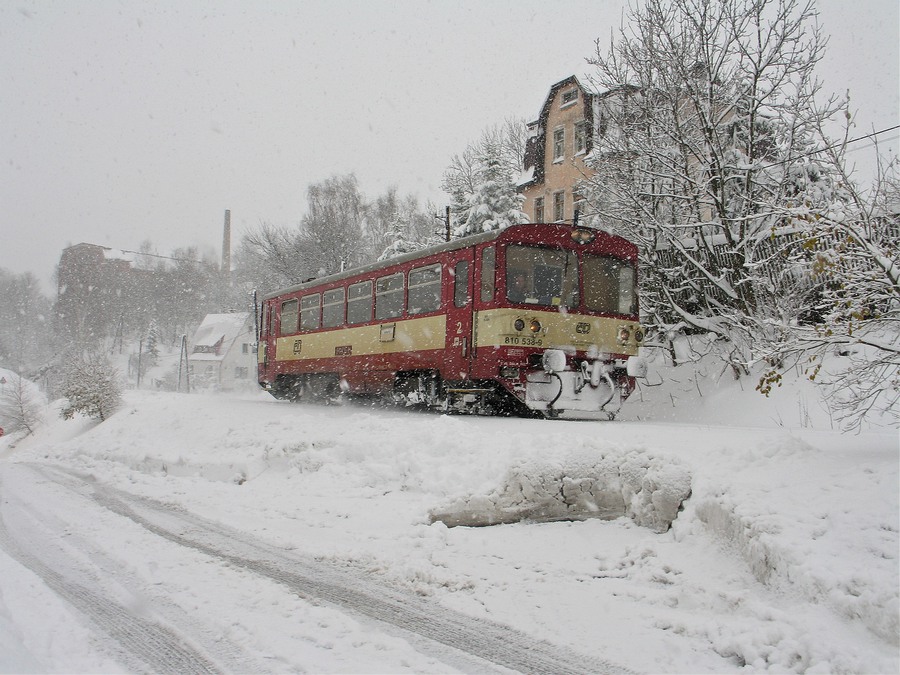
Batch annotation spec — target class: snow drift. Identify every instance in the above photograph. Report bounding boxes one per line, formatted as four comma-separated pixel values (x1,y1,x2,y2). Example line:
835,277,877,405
430,448,692,532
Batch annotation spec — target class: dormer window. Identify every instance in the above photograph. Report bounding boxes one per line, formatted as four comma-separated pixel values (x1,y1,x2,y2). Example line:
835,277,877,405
561,88,579,107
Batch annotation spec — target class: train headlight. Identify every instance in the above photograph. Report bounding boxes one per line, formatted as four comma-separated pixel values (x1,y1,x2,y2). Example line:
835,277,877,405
514,318,525,332
529,319,542,333
634,328,645,343
570,228,596,244
617,326,631,345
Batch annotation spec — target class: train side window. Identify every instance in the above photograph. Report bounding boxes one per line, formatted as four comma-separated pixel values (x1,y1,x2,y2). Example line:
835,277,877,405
347,280,373,325
375,272,404,320
480,246,495,301
322,288,345,328
454,260,469,308
280,299,299,335
408,264,441,314
300,294,320,330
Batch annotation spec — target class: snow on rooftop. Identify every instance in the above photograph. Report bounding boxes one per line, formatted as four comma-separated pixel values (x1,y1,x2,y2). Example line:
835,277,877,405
191,312,250,350
100,247,136,263
515,166,535,187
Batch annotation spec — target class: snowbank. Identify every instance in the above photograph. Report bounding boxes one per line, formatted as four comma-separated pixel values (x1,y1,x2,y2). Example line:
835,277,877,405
431,446,691,532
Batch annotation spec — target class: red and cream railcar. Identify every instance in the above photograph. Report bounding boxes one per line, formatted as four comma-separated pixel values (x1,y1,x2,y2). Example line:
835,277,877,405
257,223,646,418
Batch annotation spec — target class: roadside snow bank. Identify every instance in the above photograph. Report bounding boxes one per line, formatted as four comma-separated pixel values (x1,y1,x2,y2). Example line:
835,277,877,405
430,447,691,532
680,435,900,646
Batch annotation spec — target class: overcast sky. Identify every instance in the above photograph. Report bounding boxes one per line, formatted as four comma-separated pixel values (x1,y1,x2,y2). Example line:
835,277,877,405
2,0,897,293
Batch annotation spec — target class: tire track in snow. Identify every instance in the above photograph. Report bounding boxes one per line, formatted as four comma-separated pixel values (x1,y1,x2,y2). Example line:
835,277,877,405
0,468,220,674
37,463,636,675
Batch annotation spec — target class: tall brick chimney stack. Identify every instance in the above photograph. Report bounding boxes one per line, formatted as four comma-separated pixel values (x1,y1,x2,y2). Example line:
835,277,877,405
222,209,231,283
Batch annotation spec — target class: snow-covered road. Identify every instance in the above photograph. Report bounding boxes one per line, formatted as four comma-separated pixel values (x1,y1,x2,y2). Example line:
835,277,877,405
0,461,629,673
1,388,897,673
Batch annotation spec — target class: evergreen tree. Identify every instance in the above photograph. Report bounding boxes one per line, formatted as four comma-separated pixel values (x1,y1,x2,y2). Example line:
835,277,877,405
443,118,527,235
457,144,528,237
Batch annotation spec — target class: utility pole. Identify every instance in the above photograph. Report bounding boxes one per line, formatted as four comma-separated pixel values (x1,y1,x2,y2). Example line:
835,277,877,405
137,338,143,389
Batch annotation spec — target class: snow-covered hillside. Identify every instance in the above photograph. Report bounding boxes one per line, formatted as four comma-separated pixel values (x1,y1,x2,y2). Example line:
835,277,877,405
0,353,897,673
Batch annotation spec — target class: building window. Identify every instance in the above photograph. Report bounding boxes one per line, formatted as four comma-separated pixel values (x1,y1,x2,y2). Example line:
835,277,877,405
574,187,587,223
553,192,565,222
235,366,249,379
561,89,578,107
534,197,544,223
553,127,565,162
574,121,587,155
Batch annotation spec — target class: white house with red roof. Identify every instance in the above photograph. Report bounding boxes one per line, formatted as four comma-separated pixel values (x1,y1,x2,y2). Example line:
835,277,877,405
188,312,256,391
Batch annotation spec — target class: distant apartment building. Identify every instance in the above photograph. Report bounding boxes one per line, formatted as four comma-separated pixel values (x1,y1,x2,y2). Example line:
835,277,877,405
517,75,636,224
55,242,219,346
56,243,158,343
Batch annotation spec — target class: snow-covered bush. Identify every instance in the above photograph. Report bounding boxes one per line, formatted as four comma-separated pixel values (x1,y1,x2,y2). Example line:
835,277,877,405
60,353,122,422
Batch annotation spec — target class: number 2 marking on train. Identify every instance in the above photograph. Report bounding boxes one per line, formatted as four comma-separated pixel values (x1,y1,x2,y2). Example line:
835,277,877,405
456,321,463,334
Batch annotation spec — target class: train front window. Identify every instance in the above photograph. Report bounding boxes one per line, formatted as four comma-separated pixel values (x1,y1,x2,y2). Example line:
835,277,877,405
583,255,636,315
505,245,578,307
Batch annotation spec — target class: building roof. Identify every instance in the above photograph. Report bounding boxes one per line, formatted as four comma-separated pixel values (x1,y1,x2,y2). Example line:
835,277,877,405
189,312,251,362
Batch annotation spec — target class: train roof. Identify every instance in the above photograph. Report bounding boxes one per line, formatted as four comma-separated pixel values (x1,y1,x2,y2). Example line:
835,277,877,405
261,223,630,302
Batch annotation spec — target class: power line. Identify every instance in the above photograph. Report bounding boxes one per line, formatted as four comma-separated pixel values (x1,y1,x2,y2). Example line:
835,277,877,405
758,124,900,170
119,248,205,266
563,124,899,226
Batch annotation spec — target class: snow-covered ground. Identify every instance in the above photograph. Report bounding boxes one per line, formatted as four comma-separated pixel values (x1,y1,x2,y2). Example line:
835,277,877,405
0,351,897,673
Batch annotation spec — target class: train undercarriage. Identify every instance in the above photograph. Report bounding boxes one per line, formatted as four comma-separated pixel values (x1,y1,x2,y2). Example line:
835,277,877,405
265,352,643,420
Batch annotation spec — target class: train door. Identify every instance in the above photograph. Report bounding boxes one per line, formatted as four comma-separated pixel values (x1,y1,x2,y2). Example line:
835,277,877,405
261,300,277,379
444,249,475,380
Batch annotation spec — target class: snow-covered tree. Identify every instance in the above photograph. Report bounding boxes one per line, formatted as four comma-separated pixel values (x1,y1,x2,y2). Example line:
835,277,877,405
582,0,844,372
0,269,52,374
374,188,443,261
762,143,900,428
0,372,45,436
443,118,527,235
456,143,528,237
300,174,368,274
60,353,122,422
234,222,311,295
